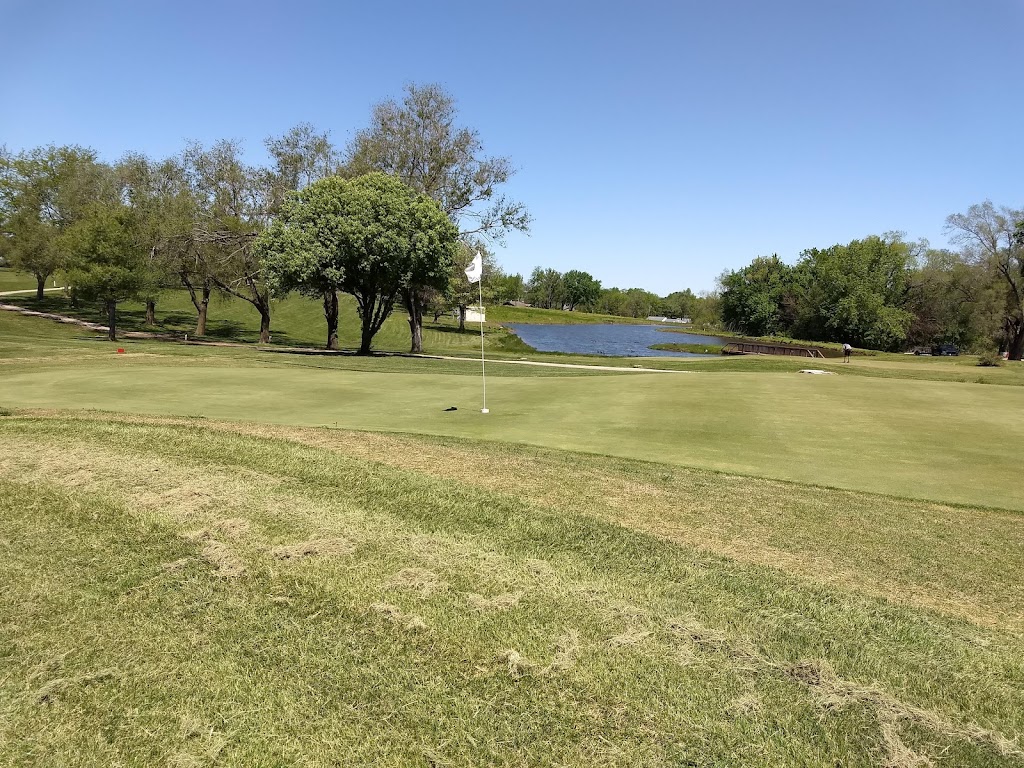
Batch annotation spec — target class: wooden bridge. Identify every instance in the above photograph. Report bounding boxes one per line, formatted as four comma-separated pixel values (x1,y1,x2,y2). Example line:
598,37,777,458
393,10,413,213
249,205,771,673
722,341,826,358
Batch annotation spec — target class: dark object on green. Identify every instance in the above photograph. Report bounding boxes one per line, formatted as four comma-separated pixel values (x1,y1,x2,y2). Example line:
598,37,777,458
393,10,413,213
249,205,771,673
444,406,458,411
931,344,959,356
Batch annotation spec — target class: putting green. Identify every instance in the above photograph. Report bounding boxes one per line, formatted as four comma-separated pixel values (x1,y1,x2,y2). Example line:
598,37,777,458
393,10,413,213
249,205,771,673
4,357,1023,510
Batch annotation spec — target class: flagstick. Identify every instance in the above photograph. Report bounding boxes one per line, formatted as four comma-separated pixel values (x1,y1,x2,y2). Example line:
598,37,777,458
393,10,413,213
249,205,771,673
478,278,488,413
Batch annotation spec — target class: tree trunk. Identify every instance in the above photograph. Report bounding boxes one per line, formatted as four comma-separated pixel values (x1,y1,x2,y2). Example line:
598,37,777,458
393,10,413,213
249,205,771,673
323,289,339,350
404,287,424,354
1008,322,1024,361
183,274,212,337
458,304,467,332
358,319,374,355
35,274,46,301
106,300,117,341
195,292,209,336
259,307,271,344
145,300,156,325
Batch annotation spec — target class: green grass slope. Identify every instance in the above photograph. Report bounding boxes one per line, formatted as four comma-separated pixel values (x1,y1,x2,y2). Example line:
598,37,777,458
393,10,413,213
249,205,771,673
0,286,531,355
0,414,1021,766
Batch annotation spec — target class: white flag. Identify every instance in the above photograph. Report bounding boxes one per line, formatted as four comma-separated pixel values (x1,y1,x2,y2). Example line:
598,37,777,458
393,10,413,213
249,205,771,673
465,252,482,284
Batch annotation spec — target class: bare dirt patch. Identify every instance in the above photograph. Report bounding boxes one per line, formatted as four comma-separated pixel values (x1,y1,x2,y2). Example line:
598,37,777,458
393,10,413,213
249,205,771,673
369,602,427,632
497,649,533,680
271,537,355,561
199,540,246,578
466,591,522,612
544,630,581,674
607,628,652,648
34,668,118,704
161,558,190,573
385,568,443,596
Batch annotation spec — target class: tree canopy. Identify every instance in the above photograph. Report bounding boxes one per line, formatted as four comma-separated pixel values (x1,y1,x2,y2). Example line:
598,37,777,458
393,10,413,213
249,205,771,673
258,172,458,354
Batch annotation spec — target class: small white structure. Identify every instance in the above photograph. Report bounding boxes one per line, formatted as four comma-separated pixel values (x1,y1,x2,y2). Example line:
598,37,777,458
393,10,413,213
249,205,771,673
647,316,691,324
465,305,486,322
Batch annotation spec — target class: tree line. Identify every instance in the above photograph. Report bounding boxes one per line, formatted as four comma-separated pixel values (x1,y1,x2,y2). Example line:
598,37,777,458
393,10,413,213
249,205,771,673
718,209,1024,359
482,265,722,327
0,84,530,352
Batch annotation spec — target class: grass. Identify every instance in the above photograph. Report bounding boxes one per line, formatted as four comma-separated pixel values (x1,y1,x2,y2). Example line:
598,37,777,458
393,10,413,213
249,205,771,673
0,286,533,356
3,315,1024,510
0,267,40,293
0,412,1022,766
650,341,726,354
3,309,1024,765
7,280,1024,385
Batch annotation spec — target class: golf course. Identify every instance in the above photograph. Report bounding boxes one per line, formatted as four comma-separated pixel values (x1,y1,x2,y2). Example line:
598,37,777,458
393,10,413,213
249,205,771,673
2,293,1023,767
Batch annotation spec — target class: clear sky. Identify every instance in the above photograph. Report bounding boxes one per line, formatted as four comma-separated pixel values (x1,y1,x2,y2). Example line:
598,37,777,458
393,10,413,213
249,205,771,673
2,0,1021,293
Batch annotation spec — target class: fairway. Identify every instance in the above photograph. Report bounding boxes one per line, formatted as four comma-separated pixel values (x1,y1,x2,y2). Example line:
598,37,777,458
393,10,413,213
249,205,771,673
3,351,1024,510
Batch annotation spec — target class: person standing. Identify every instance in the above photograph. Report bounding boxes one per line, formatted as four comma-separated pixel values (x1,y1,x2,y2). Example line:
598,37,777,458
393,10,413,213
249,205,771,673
842,342,852,363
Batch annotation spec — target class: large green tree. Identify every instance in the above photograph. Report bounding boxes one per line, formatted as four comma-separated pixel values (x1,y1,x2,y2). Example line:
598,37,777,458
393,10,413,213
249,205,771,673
257,173,458,355
346,83,530,352
719,255,795,336
562,269,602,311
526,267,564,309
792,235,914,350
61,198,154,341
0,145,104,299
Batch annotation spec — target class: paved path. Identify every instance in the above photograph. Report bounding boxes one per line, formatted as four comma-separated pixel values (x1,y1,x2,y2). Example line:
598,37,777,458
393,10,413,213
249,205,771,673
0,287,66,297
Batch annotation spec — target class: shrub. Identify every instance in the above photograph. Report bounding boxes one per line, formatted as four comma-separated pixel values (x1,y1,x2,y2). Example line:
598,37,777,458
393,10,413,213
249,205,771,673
977,350,1003,367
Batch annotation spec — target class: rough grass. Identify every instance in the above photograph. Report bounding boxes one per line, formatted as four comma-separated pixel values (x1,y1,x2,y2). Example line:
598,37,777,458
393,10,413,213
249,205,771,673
1,414,1022,766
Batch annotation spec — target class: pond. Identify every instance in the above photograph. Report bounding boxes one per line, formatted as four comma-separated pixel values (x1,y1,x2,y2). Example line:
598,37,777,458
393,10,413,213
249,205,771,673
505,324,730,357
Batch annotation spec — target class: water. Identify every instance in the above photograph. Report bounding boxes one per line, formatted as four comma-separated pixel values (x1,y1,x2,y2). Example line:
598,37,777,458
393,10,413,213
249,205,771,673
505,324,729,357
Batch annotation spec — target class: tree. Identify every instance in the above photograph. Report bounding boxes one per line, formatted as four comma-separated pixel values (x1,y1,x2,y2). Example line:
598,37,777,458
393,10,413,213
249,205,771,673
0,145,104,299
262,124,341,347
690,290,723,329
620,287,662,318
662,289,697,320
905,248,994,350
946,201,1024,360
526,267,563,309
257,173,457,355
792,235,914,350
493,272,526,304
115,152,199,326
562,270,602,311
61,198,153,341
263,123,339,214
719,255,795,336
185,140,273,342
346,83,530,351
594,286,627,316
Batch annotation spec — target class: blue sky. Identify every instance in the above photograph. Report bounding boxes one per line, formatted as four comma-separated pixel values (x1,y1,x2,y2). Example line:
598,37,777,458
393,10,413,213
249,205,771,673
2,0,1021,293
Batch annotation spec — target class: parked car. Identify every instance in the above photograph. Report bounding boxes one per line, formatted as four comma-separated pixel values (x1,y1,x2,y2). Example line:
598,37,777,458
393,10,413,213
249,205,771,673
931,344,959,356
